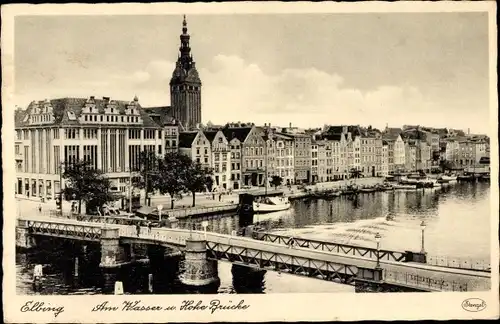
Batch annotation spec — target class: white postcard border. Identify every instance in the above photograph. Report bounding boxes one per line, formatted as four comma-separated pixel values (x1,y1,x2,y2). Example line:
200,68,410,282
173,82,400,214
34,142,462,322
2,2,499,322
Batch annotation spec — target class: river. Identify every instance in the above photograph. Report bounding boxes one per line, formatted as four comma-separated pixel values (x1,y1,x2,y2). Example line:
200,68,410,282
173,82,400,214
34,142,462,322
16,181,491,294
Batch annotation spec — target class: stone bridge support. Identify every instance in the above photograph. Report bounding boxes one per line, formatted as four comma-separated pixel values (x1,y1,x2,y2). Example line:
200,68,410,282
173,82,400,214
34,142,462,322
100,227,131,268
16,219,36,250
180,239,219,287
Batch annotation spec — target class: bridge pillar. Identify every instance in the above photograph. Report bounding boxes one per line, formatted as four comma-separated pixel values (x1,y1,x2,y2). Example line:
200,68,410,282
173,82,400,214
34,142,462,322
100,227,130,268
16,219,36,250
179,239,219,287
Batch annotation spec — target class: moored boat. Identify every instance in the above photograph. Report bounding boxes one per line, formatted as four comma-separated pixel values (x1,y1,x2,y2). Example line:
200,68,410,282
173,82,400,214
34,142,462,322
253,196,291,214
393,183,417,190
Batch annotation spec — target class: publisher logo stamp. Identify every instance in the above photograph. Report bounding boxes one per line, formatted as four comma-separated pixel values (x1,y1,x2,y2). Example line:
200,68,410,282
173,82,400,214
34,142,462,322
461,298,487,312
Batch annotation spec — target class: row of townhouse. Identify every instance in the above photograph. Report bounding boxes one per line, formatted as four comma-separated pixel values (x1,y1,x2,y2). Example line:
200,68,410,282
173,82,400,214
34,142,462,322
15,97,489,201
443,137,489,168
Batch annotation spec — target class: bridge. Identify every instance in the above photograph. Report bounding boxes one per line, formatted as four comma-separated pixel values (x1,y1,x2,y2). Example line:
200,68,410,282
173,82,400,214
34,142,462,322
16,215,490,292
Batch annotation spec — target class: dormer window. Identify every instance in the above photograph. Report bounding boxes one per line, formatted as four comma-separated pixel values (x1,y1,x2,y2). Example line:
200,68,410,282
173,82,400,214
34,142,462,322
67,111,77,120
110,108,114,114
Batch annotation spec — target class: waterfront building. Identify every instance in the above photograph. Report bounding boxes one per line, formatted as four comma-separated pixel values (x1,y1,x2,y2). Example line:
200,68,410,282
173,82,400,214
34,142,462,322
260,125,277,186
424,131,440,153
222,125,269,187
404,141,418,172
274,133,295,185
361,134,378,177
316,141,328,183
457,139,488,167
288,133,312,184
381,141,389,177
204,130,231,191
169,16,202,130
227,136,243,190
445,138,461,162
14,96,163,199
330,134,348,180
178,130,211,169
311,141,319,183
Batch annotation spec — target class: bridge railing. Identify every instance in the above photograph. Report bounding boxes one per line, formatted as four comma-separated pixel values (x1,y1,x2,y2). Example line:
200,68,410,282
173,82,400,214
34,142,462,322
427,255,491,272
118,227,197,246
252,231,407,262
383,270,469,292
27,219,102,241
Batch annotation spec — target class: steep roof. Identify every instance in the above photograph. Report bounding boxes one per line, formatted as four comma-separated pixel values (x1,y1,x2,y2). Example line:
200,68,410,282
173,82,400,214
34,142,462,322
316,133,342,141
142,106,178,126
178,131,199,148
221,126,253,143
324,125,362,136
203,130,219,143
402,129,427,141
15,97,161,128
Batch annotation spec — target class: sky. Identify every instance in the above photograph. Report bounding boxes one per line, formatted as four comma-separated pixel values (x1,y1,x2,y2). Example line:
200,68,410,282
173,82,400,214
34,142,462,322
14,13,491,133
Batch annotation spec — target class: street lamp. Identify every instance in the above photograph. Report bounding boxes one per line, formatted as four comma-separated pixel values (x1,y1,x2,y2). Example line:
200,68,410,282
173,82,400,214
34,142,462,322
201,220,209,240
420,220,426,254
157,204,163,222
375,232,382,269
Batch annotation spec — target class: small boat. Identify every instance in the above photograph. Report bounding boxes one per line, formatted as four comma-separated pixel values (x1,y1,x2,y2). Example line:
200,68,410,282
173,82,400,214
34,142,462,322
457,174,475,181
253,196,291,214
359,187,377,193
478,174,490,182
440,174,457,182
393,183,417,190
436,178,450,184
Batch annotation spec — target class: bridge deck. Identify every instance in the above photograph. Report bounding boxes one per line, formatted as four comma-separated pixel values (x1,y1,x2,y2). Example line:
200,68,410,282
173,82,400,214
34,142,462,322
19,215,490,291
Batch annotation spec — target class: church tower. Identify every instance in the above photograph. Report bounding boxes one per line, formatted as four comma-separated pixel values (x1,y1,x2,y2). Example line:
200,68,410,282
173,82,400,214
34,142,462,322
170,15,202,130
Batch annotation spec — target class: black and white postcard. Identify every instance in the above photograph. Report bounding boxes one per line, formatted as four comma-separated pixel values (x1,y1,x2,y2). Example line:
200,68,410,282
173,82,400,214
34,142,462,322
2,1,498,322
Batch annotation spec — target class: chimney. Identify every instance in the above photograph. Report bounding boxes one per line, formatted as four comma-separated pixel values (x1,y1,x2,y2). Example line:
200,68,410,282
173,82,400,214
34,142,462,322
468,128,470,135
289,122,292,128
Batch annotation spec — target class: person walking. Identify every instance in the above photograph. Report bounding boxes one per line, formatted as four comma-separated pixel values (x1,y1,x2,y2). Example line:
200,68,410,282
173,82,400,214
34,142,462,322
38,204,42,214
147,221,152,234
135,223,141,237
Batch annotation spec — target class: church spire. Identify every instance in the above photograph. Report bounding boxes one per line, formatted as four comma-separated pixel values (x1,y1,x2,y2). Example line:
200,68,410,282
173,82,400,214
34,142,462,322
178,15,192,69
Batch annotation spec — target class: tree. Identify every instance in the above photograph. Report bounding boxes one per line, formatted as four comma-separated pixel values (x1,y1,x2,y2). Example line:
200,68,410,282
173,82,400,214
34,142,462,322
156,152,192,209
185,162,214,207
132,151,160,206
270,175,283,189
62,160,118,214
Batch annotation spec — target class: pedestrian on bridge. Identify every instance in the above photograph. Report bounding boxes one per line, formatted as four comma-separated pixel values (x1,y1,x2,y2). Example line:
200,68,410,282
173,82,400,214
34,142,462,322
135,223,141,237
